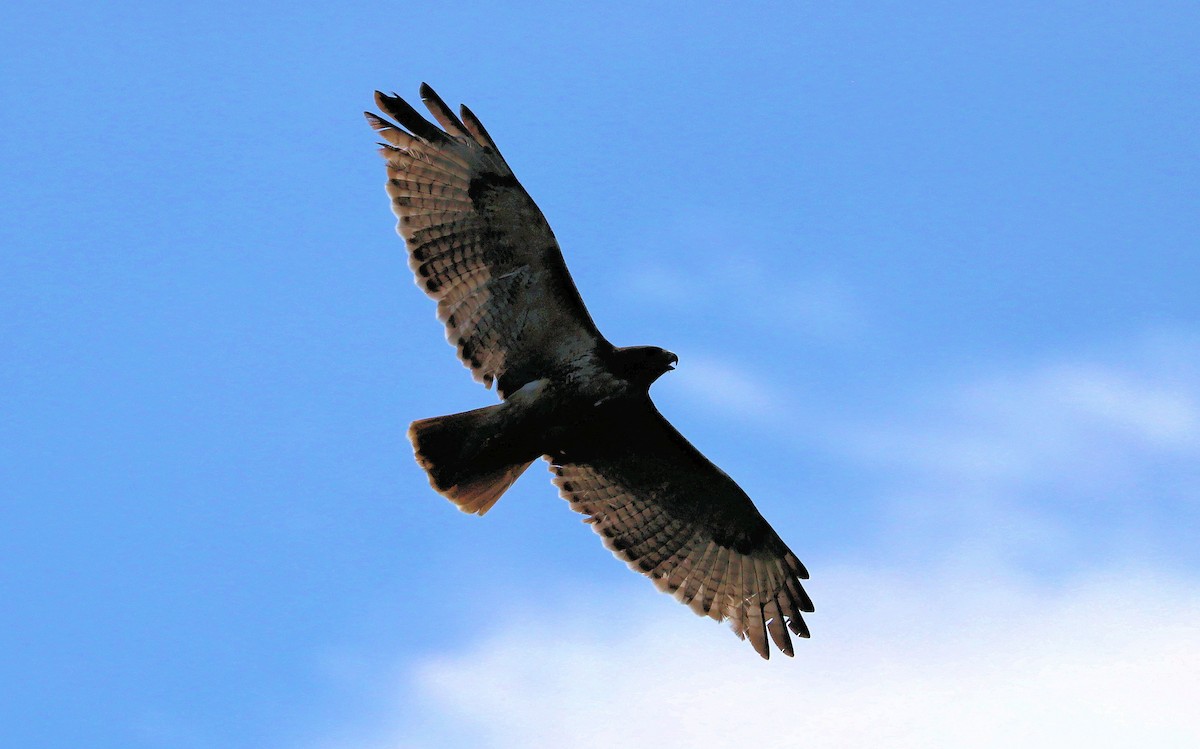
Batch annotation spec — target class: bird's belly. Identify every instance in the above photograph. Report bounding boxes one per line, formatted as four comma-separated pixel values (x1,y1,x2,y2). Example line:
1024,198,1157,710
535,374,634,453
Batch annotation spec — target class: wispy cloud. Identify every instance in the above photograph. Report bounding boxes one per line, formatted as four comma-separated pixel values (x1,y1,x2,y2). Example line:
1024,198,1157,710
818,333,1200,570
839,358,1200,485
667,353,783,420
620,253,868,343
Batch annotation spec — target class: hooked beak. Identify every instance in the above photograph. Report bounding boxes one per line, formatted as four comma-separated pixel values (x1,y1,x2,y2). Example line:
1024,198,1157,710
665,351,679,370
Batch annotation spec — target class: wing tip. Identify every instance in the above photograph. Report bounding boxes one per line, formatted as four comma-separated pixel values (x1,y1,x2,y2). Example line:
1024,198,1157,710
459,102,503,156
364,111,389,130
373,89,447,143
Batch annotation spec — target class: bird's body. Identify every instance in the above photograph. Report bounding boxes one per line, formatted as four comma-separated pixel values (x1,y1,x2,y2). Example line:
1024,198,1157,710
367,85,813,658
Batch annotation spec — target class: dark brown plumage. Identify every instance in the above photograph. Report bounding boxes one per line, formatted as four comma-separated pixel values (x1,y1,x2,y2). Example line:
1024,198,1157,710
366,84,813,658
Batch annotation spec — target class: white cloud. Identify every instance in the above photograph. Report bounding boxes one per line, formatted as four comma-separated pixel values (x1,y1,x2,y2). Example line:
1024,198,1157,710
349,564,1200,749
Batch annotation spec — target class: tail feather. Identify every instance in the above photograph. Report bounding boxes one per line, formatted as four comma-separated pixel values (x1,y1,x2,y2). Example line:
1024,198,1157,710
408,405,535,515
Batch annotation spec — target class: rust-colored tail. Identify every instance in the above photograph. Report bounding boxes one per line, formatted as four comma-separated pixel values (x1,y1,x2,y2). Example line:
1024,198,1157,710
408,405,535,515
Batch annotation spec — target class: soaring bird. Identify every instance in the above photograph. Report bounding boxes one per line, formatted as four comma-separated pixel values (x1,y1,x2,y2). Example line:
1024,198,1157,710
366,84,813,658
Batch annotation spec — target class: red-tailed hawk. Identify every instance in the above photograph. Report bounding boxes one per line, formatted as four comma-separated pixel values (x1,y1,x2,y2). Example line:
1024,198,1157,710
366,84,813,658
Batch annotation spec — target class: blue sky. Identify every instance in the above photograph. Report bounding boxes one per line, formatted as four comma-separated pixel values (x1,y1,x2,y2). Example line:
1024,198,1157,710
4,3,1198,747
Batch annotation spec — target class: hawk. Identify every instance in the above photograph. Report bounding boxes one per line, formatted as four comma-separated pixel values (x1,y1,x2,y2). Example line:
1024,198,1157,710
366,84,813,658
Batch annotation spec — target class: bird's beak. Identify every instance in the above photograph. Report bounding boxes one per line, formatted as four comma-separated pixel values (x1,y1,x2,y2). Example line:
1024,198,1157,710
666,351,679,370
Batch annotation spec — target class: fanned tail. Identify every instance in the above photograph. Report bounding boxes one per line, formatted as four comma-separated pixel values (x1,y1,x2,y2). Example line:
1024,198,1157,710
408,405,535,515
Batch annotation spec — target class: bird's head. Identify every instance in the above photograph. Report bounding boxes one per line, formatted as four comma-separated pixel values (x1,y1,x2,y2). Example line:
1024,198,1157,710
613,345,678,388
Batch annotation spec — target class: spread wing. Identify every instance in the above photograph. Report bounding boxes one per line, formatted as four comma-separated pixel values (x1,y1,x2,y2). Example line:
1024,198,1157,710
366,85,605,397
548,400,813,659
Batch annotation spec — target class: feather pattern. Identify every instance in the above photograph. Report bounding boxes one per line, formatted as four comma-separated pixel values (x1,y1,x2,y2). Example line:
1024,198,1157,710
366,85,605,396
548,400,812,659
